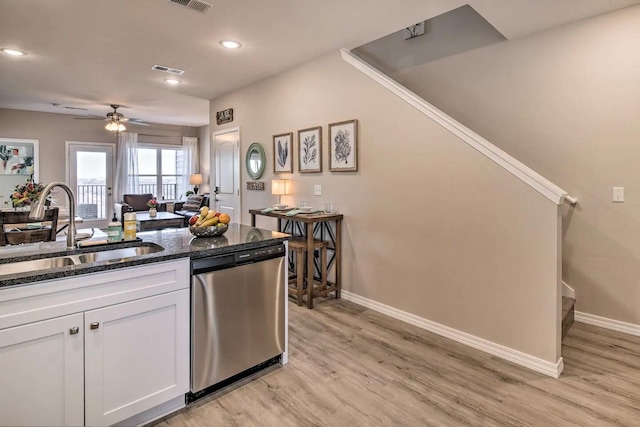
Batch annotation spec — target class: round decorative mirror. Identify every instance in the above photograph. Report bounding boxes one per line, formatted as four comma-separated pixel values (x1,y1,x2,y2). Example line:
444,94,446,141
246,143,266,180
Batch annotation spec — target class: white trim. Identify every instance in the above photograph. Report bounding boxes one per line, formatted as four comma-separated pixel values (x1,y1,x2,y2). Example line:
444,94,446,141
562,281,575,299
340,48,568,206
575,311,640,337
341,290,563,378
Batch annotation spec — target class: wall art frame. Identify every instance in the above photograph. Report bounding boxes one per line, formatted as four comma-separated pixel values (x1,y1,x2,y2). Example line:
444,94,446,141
273,132,293,174
297,126,322,173
329,119,358,172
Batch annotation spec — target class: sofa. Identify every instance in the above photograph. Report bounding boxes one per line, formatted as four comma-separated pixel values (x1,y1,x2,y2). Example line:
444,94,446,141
174,194,210,226
114,193,167,224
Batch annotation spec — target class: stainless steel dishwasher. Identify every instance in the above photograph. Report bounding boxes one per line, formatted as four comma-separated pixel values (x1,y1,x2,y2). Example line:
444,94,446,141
190,244,286,395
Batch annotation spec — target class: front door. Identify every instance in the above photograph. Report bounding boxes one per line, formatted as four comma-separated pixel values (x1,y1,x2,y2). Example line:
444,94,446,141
213,128,240,223
67,142,115,229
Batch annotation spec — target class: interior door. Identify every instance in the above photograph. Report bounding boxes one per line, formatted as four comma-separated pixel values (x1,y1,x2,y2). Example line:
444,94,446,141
68,142,115,229
213,128,240,222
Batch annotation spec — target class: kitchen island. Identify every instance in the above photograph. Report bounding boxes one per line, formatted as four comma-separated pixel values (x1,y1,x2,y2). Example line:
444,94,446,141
0,224,289,427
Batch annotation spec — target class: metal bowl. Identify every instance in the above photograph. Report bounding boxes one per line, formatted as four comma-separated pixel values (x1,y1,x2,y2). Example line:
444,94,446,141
189,224,229,237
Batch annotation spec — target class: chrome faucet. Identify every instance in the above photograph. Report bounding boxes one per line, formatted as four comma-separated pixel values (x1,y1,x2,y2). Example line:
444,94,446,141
30,182,77,249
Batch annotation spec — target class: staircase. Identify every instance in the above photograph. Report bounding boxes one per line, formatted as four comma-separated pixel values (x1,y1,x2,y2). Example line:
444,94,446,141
562,297,576,340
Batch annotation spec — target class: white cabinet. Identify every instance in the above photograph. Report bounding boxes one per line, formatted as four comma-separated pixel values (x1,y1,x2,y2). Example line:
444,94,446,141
0,259,190,427
0,313,84,427
85,290,190,426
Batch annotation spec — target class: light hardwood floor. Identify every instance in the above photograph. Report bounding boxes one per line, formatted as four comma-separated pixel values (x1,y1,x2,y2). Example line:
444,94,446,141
153,299,640,426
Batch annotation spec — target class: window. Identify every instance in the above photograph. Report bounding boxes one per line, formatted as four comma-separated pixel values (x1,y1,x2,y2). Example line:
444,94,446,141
135,146,185,200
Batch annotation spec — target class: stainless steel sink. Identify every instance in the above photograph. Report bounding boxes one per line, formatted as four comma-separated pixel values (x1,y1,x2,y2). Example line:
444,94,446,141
0,243,164,276
76,245,163,264
0,256,77,276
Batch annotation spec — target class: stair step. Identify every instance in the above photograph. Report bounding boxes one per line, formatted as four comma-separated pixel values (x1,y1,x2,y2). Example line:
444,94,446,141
562,297,576,341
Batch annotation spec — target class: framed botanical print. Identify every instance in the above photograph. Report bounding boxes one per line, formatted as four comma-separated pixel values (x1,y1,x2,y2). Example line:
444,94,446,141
298,126,322,173
273,132,293,174
329,119,358,172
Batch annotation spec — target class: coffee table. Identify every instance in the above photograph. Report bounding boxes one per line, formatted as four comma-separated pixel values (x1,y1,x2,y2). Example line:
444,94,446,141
136,211,184,232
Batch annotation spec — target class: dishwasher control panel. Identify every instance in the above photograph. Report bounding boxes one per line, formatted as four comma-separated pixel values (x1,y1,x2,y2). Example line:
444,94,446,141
235,244,285,264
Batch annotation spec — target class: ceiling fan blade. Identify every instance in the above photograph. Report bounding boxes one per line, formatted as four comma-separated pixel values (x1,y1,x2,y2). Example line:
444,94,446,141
74,117,106,120
127,121,150,127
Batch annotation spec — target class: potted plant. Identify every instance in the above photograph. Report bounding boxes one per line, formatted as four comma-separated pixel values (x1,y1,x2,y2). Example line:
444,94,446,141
147,197,159,217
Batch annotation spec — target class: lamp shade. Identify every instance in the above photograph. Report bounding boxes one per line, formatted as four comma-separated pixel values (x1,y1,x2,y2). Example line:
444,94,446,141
189,174,203,185
271,179,289,195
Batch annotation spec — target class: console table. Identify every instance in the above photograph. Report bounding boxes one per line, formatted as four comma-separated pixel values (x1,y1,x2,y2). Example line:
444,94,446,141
249,209,343,308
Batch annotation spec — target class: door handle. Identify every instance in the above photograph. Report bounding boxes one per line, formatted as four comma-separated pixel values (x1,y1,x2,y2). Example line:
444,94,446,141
70,326,79,335
90,322,100,330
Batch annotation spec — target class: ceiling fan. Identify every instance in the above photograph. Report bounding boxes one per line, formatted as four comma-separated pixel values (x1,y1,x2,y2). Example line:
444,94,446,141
75,104,151,132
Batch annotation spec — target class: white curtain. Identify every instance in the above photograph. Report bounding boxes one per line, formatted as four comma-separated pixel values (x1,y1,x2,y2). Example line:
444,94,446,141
181,137,198,197
114,132,139,202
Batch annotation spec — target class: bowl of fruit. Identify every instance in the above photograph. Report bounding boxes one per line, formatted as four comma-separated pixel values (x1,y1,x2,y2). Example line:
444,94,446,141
188,207,231,237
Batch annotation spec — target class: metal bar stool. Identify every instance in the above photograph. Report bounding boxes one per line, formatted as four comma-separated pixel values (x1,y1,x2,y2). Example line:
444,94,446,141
288,237,328,308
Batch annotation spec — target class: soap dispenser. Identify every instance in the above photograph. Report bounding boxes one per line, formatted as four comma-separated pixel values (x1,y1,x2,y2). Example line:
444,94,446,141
107,212,122,242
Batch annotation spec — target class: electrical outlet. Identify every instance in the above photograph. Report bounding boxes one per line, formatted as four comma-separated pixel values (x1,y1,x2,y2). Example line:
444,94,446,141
314,185,322,196
613,187,624,203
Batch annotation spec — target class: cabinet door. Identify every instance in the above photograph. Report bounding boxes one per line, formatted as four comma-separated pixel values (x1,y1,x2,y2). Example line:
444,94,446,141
84,290,189,426
0,313,84,427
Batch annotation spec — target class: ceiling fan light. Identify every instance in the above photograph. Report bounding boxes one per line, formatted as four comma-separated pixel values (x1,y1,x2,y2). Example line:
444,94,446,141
117,123,126,132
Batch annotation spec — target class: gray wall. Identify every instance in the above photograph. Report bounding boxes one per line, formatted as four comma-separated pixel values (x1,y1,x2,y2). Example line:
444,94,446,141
210,51,561,363
0,108,198,204
392,5,640,325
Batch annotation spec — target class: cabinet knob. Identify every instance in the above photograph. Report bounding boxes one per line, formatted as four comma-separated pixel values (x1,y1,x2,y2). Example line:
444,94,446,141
90,322,100,330
69,326,79,335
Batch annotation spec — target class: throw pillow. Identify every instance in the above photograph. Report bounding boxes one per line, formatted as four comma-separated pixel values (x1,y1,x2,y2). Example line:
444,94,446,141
181,195,204,212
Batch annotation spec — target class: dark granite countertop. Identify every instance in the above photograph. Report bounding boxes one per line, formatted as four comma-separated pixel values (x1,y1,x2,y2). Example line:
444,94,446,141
0,224,289,289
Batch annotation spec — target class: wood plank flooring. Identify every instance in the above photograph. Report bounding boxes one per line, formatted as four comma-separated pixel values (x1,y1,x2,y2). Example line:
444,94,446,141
152,299,640,426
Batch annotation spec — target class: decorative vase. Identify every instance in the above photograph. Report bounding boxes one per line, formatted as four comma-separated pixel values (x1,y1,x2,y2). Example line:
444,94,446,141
149,208,157,217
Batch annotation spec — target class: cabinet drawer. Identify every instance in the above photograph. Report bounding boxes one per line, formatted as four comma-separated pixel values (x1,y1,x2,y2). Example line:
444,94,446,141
0,259,189,330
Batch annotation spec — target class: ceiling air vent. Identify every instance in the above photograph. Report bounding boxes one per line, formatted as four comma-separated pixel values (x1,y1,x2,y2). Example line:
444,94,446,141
151,65,185,75
169,0,212,14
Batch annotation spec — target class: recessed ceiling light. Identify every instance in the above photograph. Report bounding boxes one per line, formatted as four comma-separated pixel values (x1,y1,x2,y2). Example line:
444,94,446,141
164,78,181,85
1,48,27,56
220,40,241,49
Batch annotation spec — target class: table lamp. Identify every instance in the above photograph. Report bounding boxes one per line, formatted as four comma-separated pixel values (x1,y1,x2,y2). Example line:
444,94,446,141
189,174,203,194
271,179,289,205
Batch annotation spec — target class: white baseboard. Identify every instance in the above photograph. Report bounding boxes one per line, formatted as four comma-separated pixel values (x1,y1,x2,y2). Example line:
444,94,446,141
562,281,575,299
575,311,640,337
341,291,563,378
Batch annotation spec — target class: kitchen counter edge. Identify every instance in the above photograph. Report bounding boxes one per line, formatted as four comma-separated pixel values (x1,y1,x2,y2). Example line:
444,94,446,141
0,224,289,289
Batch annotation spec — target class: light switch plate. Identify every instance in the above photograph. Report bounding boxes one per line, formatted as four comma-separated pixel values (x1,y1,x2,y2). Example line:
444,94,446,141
314,185,322,196
613,187,624,203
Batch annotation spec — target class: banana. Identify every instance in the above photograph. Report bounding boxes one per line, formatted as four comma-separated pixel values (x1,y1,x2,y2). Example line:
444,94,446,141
195,214,205,226
205,210,216,220
200,217,219,227
200,206,209,217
